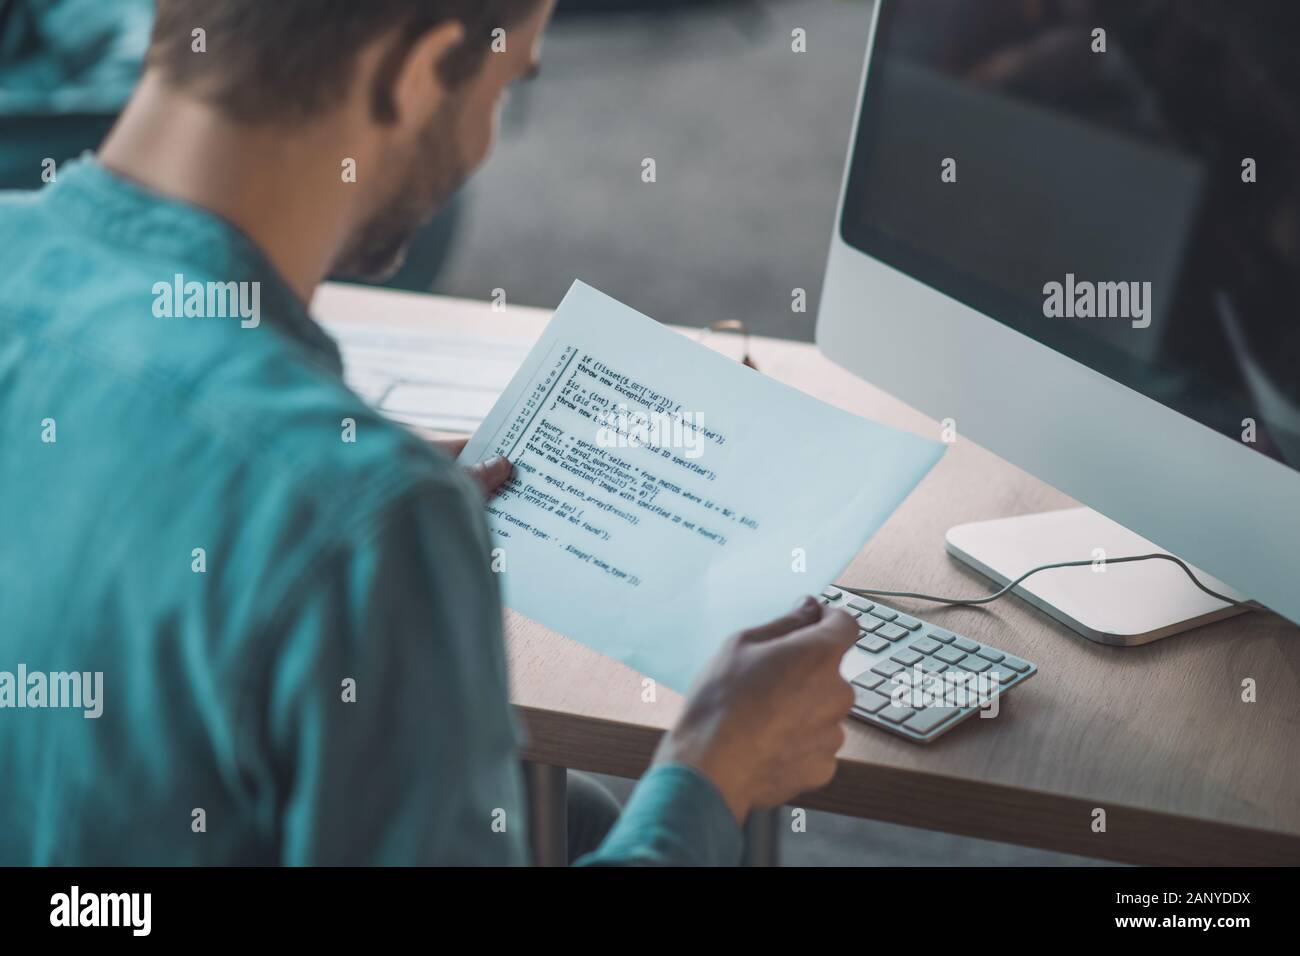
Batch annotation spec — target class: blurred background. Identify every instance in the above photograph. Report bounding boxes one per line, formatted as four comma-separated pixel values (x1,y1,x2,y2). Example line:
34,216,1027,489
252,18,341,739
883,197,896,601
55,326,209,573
417,0,872,341
0,0,1113,866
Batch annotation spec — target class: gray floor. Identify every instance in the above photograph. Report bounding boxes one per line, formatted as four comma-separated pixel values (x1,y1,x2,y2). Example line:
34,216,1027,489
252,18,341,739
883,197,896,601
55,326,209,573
439,0,1111,865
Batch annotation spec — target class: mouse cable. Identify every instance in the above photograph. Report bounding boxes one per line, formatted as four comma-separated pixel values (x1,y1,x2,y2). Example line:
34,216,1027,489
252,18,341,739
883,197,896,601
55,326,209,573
837,553,1252,610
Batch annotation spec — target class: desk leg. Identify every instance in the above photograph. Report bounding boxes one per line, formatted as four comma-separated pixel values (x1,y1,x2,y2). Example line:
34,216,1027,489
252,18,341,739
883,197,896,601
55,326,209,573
523,761,568,867
742,808,781,867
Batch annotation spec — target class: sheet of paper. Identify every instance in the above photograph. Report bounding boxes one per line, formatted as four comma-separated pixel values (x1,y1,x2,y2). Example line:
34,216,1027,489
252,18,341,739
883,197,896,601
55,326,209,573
460,281,944,692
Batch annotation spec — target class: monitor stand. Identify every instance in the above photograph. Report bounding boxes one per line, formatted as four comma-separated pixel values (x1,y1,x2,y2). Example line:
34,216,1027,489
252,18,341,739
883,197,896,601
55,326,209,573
945,507,1252,646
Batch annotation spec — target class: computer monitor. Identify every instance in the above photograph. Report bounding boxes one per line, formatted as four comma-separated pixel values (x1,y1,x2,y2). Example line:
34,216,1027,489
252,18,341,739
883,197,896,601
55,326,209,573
817,0,1300,642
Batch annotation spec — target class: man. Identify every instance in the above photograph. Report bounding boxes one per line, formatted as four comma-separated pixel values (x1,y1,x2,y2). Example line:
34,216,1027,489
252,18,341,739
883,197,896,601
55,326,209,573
0,0,856,865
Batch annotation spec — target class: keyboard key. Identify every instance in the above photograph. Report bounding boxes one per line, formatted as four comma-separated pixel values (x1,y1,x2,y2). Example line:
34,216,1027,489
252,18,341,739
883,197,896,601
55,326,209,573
851,671,884,690
957,655,991,673
891,668,919,686
891,649,923,667
877,704,916,724
927,629,957,643
877,623,908,641
935,646,966,665
917,658,948,675
894,613,923,631
821,589,841,601
856,636,889,654
877,673,906,693
948,682,983,708
847,598,875,613
858,617,883,634
1000,654,1031,673
869,607,899,622
852,688,889,714
953,637,980,653
911,637,942,655
871,660,905,679
976,647,1005,663
994,669,1017,685
905,707,961,735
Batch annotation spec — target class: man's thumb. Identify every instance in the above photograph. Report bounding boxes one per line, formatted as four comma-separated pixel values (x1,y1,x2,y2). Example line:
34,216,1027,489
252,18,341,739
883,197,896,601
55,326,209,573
466,455,513,497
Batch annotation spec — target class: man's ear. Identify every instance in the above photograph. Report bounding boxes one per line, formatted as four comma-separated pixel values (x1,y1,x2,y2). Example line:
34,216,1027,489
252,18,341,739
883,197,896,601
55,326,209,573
373,21,466,126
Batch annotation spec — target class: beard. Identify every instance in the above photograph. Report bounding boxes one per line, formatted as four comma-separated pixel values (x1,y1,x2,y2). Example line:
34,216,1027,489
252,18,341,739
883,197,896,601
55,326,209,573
332,100,470,281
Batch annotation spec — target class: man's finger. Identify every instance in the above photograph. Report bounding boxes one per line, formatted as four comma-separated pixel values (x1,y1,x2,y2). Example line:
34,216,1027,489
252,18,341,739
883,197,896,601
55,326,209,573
740,596,823,643
433,436,470,459
805,723,848,758
796,608,860,653
465,455,513,498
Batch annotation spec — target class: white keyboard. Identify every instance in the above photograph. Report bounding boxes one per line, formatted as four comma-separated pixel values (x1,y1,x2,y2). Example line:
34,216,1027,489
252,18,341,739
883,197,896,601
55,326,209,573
823,587,1038,743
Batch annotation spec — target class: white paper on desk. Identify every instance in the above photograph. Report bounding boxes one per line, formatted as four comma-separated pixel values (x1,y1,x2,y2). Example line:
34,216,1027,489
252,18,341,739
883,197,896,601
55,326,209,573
460,281,944,692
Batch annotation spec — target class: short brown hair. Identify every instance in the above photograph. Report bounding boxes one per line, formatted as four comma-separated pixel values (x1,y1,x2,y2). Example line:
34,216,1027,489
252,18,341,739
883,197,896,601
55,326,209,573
148,0,543,123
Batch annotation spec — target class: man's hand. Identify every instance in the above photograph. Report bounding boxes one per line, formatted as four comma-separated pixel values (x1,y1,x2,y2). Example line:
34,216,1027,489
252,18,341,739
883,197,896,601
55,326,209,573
432,437,513,498
654,596,859,824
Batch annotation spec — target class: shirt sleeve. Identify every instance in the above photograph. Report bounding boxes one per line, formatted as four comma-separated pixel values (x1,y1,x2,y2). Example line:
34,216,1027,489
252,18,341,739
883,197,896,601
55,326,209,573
575,764,744,867
249,473,530,865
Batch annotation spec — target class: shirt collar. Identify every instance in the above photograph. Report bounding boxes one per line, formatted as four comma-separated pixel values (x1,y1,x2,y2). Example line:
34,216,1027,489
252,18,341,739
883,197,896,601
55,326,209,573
44,156,343,374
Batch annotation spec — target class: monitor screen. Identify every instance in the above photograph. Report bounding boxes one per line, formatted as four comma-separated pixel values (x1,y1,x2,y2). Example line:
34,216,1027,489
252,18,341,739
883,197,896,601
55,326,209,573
841,0,1300,471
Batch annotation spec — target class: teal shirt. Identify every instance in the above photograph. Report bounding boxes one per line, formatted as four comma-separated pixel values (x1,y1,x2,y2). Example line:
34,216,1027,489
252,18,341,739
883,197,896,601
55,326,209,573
0,161,742,866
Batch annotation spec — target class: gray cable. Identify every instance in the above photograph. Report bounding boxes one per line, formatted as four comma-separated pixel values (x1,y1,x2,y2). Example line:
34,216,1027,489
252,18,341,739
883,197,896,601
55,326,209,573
837,553,1251,609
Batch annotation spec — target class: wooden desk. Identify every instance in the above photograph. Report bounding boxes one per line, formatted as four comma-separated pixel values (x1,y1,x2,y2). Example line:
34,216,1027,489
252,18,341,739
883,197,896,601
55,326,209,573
315,282,1300,866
